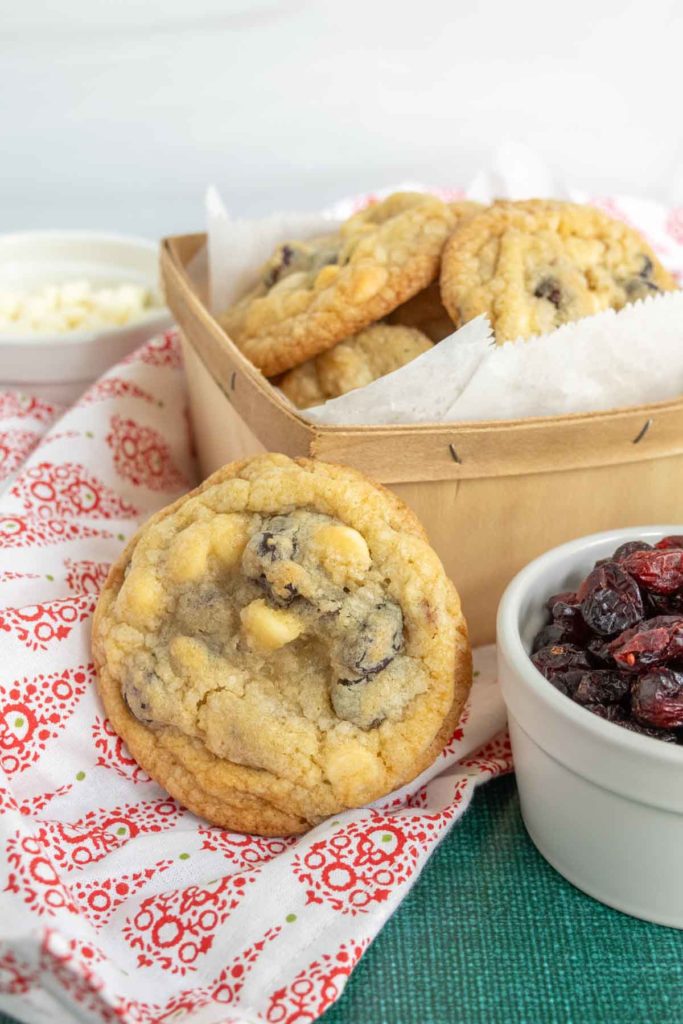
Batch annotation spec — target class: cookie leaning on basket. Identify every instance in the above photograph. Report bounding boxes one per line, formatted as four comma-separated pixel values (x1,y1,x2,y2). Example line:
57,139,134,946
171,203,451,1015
218,192,456,377
440,199,678,343
92,454,471,836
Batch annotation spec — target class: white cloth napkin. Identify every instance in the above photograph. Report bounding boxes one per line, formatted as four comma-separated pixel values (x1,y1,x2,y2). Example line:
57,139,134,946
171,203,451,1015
0,333,509,1024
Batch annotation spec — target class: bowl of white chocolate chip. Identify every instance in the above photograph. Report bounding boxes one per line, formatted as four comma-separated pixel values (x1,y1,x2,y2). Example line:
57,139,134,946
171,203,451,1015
0,231,172,404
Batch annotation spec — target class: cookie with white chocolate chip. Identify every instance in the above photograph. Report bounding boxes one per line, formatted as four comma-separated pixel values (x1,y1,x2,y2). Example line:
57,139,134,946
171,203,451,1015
219,192,455,377
278,323,433,409
440,199,678,343
92,454,471,836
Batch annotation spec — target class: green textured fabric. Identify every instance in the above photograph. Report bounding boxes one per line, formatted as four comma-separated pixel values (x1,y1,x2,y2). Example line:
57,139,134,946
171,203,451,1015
322,775,683,1024
2,777,682,1024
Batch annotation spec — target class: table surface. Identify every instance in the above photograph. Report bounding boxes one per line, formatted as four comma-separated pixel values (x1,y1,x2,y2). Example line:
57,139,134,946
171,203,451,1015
2,774,681,1024
323,774,683,1024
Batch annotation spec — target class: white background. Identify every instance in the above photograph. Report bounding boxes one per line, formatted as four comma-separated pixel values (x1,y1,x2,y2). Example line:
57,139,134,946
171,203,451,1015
1,0,683,240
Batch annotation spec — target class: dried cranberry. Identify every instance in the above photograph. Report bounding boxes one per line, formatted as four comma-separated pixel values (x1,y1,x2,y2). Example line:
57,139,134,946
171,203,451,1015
573,670,630,706
610,616,683,670
589,703,624,723
617,718,679,742
639,254,654,278
631,668,683,729
621,548,683,595
547,591,578,615
254,529,298,562
534,277,562,307
547,591,587,636
612,540,653,562
549,670,584,698
531,643,592,680
531,623,574,653
625,277,662,298
578,562,644,635
529,536,683,746
594,706,679,742
655,535,683,551
647,591,683,616
586,634,615,666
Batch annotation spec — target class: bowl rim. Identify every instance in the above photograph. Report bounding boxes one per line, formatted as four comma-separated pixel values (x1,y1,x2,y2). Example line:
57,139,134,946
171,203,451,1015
0,228,160,252
497,524,683,768
0,229,168,347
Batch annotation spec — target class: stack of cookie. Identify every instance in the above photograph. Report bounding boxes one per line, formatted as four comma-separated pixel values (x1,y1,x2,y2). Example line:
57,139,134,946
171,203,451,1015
218,194,677,410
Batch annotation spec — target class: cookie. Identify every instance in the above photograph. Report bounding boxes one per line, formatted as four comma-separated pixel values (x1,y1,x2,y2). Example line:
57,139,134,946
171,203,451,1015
387,202,482,341
278,324,433,409
448,200,486,221
92,454,471,836
439,200,678,343
219,192,454,377
386,281,455,342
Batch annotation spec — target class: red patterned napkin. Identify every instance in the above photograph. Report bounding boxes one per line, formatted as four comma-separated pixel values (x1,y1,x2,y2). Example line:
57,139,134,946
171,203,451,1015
0,331,510,1024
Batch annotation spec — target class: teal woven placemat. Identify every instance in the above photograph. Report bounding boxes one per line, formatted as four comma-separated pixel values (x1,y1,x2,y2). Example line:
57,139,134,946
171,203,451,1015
322,775,683,1024
2,776,682,1024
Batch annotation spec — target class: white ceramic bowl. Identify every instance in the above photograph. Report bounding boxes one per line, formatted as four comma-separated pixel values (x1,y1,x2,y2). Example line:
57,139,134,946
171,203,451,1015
497,525,683,928
0,231,173,405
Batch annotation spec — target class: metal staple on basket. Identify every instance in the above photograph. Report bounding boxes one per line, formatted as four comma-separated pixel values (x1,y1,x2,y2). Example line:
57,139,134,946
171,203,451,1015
632,418,653,444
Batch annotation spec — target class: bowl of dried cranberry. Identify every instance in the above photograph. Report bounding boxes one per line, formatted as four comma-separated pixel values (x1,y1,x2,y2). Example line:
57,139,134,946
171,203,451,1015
497,526,683,928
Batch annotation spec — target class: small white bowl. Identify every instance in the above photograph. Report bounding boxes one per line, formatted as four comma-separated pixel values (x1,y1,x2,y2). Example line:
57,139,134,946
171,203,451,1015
497,525,683,928
0,231,173,405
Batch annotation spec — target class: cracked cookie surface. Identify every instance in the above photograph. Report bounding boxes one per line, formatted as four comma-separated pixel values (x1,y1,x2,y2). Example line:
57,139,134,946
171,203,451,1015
218,192,454,377
92,454,471,835
278,324,432,409
440,200,678,343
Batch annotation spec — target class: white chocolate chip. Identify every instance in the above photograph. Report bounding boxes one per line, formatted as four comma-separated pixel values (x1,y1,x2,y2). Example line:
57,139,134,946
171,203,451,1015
311,523,371,584
118,568,165,627
0,279,157,334
324,739,384,805
240,598,304,651
210,514,249,568
348,265,388,303
167,523,211,583
314,264,340,290
169,635,209,674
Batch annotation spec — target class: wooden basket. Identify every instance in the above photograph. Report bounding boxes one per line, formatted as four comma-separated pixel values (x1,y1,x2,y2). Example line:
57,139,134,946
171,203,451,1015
161,233,683,645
